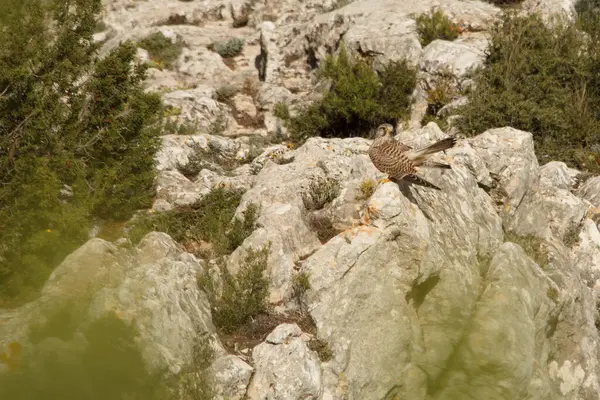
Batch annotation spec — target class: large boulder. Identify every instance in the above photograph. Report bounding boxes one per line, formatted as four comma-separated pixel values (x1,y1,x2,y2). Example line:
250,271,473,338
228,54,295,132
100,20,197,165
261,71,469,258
0,233,220,377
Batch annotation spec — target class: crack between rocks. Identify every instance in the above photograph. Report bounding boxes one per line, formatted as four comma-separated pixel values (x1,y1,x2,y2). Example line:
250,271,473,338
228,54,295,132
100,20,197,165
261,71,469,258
339,245,371,282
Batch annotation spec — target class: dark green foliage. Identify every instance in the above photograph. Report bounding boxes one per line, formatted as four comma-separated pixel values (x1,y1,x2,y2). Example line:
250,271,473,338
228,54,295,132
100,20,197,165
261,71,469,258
210,245,271,334
138,32,185,69
456,12,600,171
163,119,199,135
127,186,258,257
292,272,310,300
227,203,260,250
0,312,178,399
0,0,162,305
283,44,417,141
415,7,460,47
273,102,290,120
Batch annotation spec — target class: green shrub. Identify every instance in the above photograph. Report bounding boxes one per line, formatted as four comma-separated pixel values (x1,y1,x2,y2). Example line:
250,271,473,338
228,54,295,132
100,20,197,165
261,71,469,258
273,102,290,120
302,176,341,211
283,44,417,141
307,214,341,244
420,74,456,130
292,272,311,299
216,84,239,102
455,12,600,172
138,32,185,69
212,38,245,58
210,245,271,334
127,186,258,257
415,7,460,47
0,0,162,306
307,338,333,362
356,178,377,200
163,119,199,135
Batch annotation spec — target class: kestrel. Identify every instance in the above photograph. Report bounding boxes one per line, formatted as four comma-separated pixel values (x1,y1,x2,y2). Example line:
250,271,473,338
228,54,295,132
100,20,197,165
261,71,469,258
368,123,456,190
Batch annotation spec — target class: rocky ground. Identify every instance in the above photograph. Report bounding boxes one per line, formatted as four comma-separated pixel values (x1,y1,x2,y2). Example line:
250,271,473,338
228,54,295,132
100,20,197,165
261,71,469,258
5,0,600,399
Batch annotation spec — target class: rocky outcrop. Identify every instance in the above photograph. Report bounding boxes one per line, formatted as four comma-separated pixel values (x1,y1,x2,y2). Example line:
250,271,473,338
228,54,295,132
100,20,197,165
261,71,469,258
4,0,600,399
224,124,600,399
246,324,322,399
0,232,221,378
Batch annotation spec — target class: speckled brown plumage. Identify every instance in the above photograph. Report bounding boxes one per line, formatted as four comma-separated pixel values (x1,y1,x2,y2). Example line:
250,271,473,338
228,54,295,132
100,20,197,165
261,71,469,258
368,123,456,190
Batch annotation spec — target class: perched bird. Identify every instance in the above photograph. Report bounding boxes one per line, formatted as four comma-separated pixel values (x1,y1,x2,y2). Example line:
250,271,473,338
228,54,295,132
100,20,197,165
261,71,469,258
368,123,456,190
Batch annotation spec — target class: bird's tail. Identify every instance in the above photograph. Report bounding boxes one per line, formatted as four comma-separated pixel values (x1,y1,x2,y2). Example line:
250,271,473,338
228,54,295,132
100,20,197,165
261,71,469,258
422,160,452,169
391,174,441,190
406,137,457,163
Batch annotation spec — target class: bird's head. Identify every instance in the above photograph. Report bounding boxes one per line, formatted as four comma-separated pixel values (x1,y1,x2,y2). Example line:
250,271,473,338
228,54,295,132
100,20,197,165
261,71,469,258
373,123,394,139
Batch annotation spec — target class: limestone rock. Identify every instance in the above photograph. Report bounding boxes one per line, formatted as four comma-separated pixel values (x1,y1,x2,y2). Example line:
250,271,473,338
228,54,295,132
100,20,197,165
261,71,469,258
0,232,220,379
210,354,254,400
246,324,321,399
420,39,485,78
577,176,600,208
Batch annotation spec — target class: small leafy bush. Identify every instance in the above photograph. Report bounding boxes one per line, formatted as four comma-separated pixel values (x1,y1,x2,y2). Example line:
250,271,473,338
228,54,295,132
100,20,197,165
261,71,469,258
273,102,290,120
283,44,417,141
307,338,333,362
127,186,258,257
420,74,457,130
292,272,311,300
302,176,341,211
138,32,185,69
415,7,460,47
356,178,377,200
216,84,239,102
212,38,245,58
210,245,271,334
163,119,199,135
456,12,600,172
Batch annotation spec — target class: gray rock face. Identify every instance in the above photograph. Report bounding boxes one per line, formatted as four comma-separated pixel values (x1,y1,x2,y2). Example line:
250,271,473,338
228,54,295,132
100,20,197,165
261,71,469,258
578,176,600,208
154,133,256,207
227,137,379,303
210,354,254,400
246,324,322,400
302,137,504,398
420,39,485,77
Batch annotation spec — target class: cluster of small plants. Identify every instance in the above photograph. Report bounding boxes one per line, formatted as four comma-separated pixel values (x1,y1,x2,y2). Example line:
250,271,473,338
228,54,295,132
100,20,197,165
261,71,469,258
504,231,548,269
420,73,457,131
356,178,377,200
127,186,259,258
455,11,600,172
414,7,460,47
138,31,186,69
302,176,342,211
278,44,417,142
211,37,245,58
199,244,271,334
